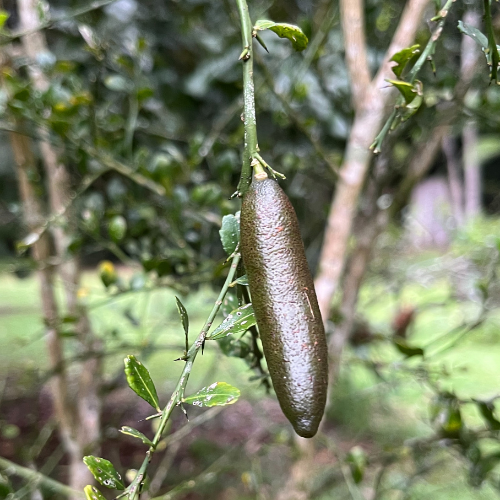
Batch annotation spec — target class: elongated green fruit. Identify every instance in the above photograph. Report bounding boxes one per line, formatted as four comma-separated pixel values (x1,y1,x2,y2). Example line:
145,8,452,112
240,176,328,438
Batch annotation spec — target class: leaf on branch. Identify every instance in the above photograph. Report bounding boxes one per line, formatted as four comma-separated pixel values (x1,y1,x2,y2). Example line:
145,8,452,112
207,303,256,340
400,81,423,122
219,212,240,256
458,21,489,51
119,426,154,447
83,456,125,490
183,381,240,407
253,20,308,52
386,79,420,105
124,355,160,411
482,0,500,83
389,44,420,78
84,485,106,500
175,296,189,340
222,293,239,318
229,275,249,287
393,338,424,358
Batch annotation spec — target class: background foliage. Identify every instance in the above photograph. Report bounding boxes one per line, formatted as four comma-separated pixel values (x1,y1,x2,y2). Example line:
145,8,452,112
1,0,500,499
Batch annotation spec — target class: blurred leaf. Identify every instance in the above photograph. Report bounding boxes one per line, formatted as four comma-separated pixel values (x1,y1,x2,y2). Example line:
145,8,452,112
469,452,500,487
108,215,127,242
431,393,462,436
390,44,420,78
347,446,367,484
254,20,308,51
84,485,106,500
104,75,132,92
219,212,240,256
393,338,424,358
218,337,252,358
183,382,240,407
0,10,9,30
124,355,160,411
208,303,255,340
130,273,146,290
475,400,500,430
83,456,124,490
119,426,154,447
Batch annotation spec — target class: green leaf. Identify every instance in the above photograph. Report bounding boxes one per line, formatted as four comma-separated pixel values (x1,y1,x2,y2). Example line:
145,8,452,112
386,79,419,105
175,296,189,338
390,44,420,78
218,337,252,358
84,485,106,500
119,426,154,447
393,338,424,358
83,456,124,490
222,293,238,317
0,10,9,31
207,303,256,340
219,213,240,256
458,21,488,51
254,20,308,52
400,81,423,122
124,355,160,411
229,275,249,287
183,381,240,407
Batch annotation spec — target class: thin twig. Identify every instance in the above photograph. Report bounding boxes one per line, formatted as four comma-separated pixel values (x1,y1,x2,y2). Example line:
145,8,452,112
0,457,84,498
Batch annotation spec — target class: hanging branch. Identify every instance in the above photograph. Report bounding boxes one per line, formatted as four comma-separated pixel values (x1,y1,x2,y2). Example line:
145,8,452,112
82,251,242,500
371,0,455,153
235,0,258,196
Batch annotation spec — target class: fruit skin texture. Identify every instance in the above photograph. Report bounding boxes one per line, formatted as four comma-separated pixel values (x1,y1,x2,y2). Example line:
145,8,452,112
240,177,328,438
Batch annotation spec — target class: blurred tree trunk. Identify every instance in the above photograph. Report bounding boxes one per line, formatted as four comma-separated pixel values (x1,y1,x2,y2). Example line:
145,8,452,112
9,129,77,460
442,134,465,227
314,0,430,323
17,0,102,493
329,125,446,391
461,8,482,220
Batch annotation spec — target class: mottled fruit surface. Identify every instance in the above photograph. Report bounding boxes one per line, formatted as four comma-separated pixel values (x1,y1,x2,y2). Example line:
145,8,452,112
240,177,328,438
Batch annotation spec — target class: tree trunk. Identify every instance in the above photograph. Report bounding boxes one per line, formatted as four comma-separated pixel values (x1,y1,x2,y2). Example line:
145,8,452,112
461,8,482,219
340,0,371,110
9,129,79,471
315,0,431,322
17,0,102,493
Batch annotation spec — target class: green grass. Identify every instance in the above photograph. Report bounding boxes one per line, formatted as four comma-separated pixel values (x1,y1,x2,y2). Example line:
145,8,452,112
2,220,500,500
0,268,262,405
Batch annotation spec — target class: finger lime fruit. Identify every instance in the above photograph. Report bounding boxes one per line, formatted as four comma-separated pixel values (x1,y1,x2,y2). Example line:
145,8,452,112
240,176,328,438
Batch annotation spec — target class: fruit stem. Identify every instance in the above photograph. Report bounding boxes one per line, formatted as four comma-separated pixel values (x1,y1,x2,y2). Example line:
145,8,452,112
236,0,258,196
